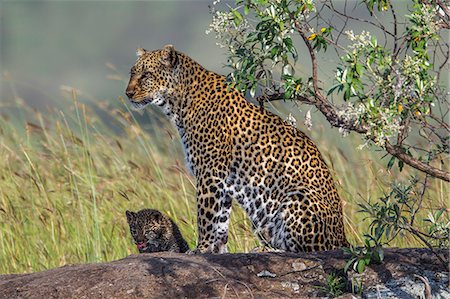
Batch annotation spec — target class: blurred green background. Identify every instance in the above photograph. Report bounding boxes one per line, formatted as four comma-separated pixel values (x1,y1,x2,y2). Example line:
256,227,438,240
0,1,447,274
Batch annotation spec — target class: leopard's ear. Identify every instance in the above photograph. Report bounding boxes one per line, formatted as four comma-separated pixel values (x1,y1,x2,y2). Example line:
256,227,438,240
160,44,178,68
125,210,136,223
136,48,146,58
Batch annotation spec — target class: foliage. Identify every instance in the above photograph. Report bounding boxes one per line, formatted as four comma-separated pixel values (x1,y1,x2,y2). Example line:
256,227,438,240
344,177,448,270
424,208,450,248
361,179,449,247
319,271,363,297
320,272,346,297
343,241,384,274
356,178,449,268
207,0,450,181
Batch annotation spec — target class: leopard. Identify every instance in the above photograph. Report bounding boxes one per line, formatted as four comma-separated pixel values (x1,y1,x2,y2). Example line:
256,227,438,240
125,209,189,253
125,44,349,253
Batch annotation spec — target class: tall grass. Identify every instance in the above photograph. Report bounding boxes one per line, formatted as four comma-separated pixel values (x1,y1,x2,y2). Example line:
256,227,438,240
0,88,447,274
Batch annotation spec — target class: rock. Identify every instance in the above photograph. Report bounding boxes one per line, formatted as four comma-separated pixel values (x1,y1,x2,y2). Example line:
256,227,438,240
281,281,300,293
256,270,277,278
292,261,307,271
0,248,447,299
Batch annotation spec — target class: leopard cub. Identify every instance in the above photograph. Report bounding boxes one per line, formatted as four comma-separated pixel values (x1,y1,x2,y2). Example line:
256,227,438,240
125,209,189,253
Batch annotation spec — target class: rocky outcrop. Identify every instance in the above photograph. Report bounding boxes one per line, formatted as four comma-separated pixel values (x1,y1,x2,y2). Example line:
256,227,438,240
0,248,448,298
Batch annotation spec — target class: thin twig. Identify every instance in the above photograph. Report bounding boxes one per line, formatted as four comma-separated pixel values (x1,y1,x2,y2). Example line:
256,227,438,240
410,173,429,226
323,1,395,37
405,225,447,266
390,2,399,56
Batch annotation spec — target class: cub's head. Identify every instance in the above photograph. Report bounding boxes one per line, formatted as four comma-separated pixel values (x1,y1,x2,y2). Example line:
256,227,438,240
125,209,168,253
125,44,179,110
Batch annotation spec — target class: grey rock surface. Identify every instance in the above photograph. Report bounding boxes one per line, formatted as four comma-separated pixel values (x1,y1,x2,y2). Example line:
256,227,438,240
0,248,447,298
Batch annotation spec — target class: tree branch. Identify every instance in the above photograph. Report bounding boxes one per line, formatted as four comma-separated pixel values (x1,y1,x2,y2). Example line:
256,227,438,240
295,21,320,98
434,0,450,28
384,142,450,181
293,21,370,134
289,14,450,181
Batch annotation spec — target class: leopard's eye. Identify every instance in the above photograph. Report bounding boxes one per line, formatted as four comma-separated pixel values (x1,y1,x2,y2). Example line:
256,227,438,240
142,71,153,78
145,230,157,239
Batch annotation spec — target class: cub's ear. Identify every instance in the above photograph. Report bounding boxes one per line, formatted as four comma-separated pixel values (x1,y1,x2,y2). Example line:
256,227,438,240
160,44,178,68
136,48,146,58
125,210,136,223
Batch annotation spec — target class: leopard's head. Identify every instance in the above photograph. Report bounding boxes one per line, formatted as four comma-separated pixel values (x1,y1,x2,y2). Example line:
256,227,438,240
125,209,167,253
125,44,179,110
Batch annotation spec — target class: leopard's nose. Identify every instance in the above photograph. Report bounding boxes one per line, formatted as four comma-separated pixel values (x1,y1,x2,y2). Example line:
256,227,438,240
125,88,135,99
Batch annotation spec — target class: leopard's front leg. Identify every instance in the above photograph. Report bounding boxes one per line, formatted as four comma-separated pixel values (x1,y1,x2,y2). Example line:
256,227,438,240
194,176,232,254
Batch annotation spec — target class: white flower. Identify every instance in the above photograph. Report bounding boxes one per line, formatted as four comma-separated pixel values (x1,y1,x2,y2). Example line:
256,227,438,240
304,110,312,130
206,9,249,49
338,127,349,137
409,3,440,36
286,113,297,127
345,30,373,52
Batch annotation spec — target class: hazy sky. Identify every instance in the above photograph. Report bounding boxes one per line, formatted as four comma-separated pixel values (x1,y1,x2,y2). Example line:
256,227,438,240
1,1,230,109
1,1,447,121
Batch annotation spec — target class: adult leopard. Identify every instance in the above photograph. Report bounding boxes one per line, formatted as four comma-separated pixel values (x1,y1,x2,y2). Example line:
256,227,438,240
125,45,349,253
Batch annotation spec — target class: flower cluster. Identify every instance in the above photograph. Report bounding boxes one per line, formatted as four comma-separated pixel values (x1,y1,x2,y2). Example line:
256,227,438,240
206,7,249,49
334,22,441,148
206,0,316,97
338,102,403,147
408,2,440,37
304,110,312,130
286,113,297,127
345,30,373,54
337,102,366,137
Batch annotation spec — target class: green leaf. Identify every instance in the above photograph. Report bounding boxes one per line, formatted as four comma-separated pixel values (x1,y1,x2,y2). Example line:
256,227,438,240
385,225,391,240
327,83,343,96
284,89,293,100
435,209,444,221
363,255,371,266
344,258,356,273
371,36,377,47
355,63,364,76
387,156,395,169
283,37,293,52
342,68,348,81
271,46,280,58
244,4,250,15
344,86,351,101
365,0,375,14
231,9,243,25
356,259,366,274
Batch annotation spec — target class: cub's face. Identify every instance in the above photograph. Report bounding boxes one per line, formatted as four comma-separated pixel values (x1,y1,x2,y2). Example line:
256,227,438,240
125,210,166,253
125,45,179,110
